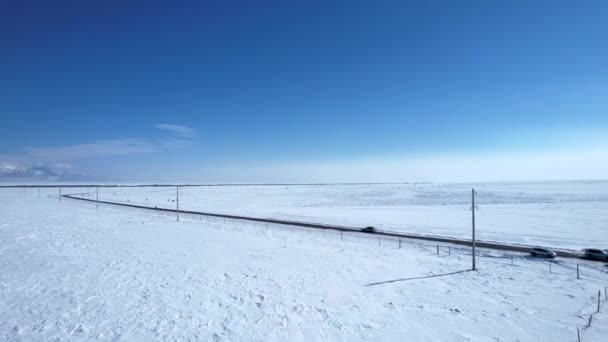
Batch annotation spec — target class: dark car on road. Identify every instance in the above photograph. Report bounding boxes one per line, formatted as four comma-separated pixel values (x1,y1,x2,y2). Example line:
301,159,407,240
581,249,608,261
362,226,376,233
529,247,556,258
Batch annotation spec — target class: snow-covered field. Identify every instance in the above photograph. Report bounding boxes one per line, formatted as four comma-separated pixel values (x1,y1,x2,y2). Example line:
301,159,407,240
82,181,608,250
1,188,607,341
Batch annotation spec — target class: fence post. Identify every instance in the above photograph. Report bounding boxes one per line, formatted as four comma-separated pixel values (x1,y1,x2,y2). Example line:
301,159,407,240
340,231,343,240
577,264,580,279
448,246,451,256
378,237,381,246
588,314,593,327
437,245,439,255
511,255,513,265
59,187,62,202
176,186,179,222
605,285,607,301
577,327,580,342
471,188,476,270
598,290,601,313
398,239,401,249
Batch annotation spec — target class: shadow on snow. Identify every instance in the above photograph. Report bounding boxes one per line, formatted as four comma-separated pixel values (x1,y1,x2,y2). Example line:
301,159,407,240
365,269,472,286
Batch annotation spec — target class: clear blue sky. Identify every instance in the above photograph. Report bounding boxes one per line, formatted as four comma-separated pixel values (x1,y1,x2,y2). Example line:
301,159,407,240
1,1,607,182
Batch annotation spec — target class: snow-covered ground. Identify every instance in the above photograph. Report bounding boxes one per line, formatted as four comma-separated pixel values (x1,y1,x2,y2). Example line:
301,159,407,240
1,188,607,341
79,180,608,250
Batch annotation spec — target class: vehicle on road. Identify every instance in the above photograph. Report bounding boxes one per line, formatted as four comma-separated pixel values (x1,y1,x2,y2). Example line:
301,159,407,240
529,247,556,258
362,226,376,233
581,249,608,261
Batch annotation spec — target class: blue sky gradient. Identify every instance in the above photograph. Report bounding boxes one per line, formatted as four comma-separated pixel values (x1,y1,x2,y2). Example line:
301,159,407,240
1,1,607,182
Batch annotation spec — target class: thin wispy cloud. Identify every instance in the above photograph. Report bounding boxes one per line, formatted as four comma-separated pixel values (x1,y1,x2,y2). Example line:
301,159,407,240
0,154,36,168
24,124,198,160
0,124,199,179
27,138,158,159
155,123,197,138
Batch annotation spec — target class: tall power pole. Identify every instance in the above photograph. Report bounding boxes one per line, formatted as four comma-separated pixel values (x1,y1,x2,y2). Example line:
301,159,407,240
471,188,477,271
176,186,180,222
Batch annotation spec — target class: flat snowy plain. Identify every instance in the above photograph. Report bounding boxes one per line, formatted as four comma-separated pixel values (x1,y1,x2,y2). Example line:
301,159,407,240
1,187,608,341
90,180,608,250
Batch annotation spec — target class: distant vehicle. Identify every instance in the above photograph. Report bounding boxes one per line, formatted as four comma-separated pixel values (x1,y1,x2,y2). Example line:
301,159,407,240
581,249,608,261
362,226,376,233
529,247,556,258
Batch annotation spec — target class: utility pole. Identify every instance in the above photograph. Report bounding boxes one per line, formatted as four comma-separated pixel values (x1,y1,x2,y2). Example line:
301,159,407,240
471,188,477,271
176,186,180,222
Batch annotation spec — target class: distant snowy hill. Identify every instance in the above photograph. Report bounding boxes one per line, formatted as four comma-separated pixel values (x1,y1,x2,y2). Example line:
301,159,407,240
0,165,95,183
0,165,57,180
